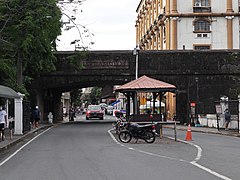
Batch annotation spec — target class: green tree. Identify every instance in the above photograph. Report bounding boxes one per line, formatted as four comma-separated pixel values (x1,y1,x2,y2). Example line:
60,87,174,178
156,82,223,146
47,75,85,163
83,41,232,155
70,89,83,106
0,0,62,94
89,87,102,104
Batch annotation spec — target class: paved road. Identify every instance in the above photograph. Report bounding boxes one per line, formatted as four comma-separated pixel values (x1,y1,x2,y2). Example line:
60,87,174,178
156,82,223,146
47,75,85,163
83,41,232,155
164,129,240,180
0,116,238,180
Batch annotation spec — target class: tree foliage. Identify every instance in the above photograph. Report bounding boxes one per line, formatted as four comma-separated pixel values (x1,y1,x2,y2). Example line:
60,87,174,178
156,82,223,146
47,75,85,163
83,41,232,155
70,89,83,106
0,0,62,94
89,87,102,104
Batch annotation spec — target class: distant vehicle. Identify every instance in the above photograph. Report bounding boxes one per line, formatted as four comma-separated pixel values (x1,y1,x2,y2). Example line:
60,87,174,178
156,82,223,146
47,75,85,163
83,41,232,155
105,105,114,115
99,103,107,108
86,105,104,120
80,108,86,114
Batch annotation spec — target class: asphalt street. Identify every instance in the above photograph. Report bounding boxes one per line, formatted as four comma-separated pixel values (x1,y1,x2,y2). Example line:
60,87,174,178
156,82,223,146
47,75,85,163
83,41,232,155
0,115,239,180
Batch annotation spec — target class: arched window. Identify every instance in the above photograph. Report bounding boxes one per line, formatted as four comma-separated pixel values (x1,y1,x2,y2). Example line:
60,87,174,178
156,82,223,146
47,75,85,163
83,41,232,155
193,20,211,32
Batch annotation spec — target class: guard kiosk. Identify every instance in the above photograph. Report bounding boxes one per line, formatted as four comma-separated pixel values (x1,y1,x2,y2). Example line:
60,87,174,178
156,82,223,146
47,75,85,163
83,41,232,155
114,75,178,140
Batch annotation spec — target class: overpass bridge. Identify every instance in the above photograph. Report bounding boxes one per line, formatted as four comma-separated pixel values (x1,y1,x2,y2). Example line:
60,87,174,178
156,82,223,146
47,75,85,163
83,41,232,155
32,50,240,124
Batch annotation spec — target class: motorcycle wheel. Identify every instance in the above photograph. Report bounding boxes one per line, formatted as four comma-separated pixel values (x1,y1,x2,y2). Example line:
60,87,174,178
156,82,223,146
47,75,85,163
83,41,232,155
144,131,155,143
118,131,132,143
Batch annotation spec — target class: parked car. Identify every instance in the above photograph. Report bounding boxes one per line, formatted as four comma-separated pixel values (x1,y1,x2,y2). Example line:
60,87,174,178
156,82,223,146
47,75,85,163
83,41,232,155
86,105,104,120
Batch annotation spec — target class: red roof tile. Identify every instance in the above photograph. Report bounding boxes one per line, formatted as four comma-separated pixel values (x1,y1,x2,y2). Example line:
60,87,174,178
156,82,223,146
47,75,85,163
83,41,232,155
115,75,176,92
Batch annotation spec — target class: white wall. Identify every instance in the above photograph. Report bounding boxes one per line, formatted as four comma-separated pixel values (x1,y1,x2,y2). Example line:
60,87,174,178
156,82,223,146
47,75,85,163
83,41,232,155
176,0,240,50
232,18,240,49
211,0,226,13
178,0,193,13
177,19,194,49
211,18,228,49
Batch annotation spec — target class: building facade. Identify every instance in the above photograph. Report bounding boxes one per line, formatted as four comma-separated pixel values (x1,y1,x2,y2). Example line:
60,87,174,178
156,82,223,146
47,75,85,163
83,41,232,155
135,0,240,50
135,0,240,120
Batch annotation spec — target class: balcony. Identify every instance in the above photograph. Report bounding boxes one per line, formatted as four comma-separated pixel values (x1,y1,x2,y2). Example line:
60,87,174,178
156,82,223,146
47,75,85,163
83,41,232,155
193,6,211,13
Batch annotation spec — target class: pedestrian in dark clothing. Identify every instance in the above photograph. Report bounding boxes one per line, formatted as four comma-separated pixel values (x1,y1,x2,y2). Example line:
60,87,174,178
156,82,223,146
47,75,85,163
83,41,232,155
224,109,231,130
69,107,75,121
33,106,40,128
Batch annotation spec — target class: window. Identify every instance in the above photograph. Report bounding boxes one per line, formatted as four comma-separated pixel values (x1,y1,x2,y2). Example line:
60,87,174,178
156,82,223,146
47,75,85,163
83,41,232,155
193,20,211,32
196,33,209,38
194,45,210,50
193,0,211,12
194,0,210,7
197,34,202,37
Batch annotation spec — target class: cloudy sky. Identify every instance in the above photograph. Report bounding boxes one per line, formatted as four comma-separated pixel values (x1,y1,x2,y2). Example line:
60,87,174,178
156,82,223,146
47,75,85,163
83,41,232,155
57,0,139,51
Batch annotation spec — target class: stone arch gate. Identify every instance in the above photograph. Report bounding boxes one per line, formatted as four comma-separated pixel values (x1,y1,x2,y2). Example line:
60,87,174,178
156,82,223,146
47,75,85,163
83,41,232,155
31,50,240,124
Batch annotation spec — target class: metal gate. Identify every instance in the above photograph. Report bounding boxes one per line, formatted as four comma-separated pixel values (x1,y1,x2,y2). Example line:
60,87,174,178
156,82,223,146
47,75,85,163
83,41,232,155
23,101,31,133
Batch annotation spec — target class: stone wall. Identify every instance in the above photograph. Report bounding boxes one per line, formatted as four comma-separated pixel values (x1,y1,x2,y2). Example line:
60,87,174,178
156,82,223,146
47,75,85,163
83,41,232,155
35,50,240,123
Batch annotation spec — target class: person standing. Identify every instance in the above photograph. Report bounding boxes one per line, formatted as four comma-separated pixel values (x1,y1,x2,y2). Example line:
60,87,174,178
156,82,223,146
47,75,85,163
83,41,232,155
33,106,40,128
224,109,231,130
69,107,75,121
0,106,7,141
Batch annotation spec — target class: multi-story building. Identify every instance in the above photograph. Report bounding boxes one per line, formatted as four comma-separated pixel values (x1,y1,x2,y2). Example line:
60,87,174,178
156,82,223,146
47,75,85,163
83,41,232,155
135,0,240,50
135,0,240,120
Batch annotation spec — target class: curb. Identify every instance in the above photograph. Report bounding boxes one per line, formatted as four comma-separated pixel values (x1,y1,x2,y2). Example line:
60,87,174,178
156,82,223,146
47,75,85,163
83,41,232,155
172,127,240,137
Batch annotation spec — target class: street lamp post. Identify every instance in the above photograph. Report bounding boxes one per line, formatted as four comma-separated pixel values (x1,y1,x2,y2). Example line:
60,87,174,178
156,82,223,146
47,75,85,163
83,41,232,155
133,45,140,80
195,77,199,124
132,45,140,114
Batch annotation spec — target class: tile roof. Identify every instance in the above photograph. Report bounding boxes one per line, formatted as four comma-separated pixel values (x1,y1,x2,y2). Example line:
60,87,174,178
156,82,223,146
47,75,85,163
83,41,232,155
115,75,176,92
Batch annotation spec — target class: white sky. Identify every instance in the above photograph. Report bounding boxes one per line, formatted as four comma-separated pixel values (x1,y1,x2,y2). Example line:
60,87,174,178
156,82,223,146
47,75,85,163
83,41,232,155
57,0,139,51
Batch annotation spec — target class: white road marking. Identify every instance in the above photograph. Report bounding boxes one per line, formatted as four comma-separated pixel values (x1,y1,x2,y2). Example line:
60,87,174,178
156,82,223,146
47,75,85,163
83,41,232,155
108,129,232,180
0,127,53,167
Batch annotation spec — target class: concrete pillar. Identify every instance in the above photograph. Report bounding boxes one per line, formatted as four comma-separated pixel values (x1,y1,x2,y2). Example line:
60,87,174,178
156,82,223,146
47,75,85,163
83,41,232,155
14,93,24,135
171,17,178,50
156,30,159,50
166,19,170,50
166,0,170,14
152,36,155,49
226,17,233,49
172,0,177,13
151,0,154,24
226,0,233,49
155,0,159,18
160,26,163,50
226,0,233,13
171,0,178,50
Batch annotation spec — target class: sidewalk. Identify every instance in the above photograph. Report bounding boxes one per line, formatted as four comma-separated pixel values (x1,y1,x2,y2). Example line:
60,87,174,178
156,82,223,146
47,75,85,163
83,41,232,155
0,124,52,153
171,124,240,137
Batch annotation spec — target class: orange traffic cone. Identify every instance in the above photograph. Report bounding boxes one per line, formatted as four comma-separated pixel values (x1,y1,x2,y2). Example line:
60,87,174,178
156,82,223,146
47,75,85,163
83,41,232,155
185,124,192,141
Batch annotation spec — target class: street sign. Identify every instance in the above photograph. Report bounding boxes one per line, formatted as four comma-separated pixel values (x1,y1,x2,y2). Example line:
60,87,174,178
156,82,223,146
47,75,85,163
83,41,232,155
190,102,196,115
215,104,222,114
140,97,146,105
191,107,195,115
190,102,196,107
